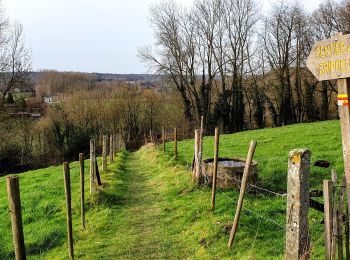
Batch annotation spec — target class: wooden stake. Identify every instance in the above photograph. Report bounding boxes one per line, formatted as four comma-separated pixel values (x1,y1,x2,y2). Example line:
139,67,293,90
162,126,165,154
6,176,26,260
339,176,346,260
109,134,114,164
113,134,117,158
211,127,219,211
79,153,85,230
102,135,107,172
174,127,177,160
324,180,334,260
331,170,338,260
63,162,74,259
95,159,102,186
116,134,121,152
228,140,257,248
90,139,96,194
336,78,350,227
194,129,202,184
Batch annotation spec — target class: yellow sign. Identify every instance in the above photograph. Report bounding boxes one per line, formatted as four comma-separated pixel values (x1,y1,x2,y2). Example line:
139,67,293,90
306,33,350,81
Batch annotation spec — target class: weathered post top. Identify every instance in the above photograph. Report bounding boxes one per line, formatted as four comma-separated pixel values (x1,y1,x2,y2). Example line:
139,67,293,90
306,32,350,81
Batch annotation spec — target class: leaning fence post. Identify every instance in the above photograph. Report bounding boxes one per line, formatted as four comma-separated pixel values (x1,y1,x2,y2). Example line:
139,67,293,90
6,176,26,260
285,149,311,260
324,180,334,260
174,127,177,160
79,153,85,230
102,135,107,172
228,140,257,248
90,139,97,194
63,162,74,259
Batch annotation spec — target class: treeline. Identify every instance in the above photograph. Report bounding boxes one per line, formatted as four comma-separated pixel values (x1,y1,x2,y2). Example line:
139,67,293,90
0,71,188,174
139,0,349,132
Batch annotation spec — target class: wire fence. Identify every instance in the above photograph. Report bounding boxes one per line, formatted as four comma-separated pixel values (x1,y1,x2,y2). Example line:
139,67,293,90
0,149,99,259
155,127,329,258
1,128,329,258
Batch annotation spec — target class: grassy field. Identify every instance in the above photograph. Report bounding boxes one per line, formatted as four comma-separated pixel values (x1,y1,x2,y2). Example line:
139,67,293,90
0,120,344,259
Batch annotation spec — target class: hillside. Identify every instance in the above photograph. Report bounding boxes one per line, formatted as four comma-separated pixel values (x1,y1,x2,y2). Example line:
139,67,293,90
0,120,343,259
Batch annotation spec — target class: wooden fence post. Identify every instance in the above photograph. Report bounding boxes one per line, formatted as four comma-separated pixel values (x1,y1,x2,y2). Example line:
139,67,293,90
285,149,311,259
116,134,121,152
95,159,102,186
211,127,219,211
6,176,26,260
109,134,114,164
79,153,85,230
102,135,107,172
338,176,346,260
193,129,202,184
162,126,165,154
90,139,97,194
228,140,257,248
63,162,74,259
174,127,177,160
331,170,338,260
324,180,334,260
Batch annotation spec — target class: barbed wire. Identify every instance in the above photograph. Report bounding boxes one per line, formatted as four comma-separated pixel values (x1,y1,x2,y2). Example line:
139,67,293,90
249,217,262,255
216,186,286,231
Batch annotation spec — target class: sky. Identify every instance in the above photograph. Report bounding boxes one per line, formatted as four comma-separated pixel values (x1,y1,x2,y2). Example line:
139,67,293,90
3,0,325,74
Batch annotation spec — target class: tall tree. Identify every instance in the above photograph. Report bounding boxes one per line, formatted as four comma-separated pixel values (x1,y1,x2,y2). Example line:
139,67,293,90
0,23,31,109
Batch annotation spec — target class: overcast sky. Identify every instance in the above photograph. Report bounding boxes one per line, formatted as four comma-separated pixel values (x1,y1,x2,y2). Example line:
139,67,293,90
3,0,326,74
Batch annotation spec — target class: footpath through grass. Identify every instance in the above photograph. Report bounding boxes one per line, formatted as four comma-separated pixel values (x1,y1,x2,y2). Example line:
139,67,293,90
2,120,343,259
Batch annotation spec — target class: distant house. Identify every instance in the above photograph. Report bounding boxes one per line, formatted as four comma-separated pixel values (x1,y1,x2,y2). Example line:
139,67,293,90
44,96,53,104
42,93,70,105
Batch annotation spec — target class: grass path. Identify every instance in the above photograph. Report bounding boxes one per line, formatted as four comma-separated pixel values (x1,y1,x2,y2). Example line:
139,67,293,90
114,151,169,258
68,148,193,259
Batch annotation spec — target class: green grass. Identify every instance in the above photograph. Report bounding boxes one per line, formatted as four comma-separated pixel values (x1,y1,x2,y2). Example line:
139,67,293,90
0,120,344,259
173,120,344,191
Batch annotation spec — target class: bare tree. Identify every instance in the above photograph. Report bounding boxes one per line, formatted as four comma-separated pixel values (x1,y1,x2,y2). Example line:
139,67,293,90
0,23,31,109
263,2,299,126
139,1,197,121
